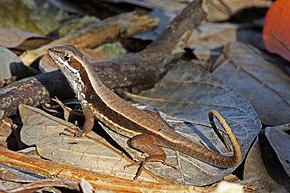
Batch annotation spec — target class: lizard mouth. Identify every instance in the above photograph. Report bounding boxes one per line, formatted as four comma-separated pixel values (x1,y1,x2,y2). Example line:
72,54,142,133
47,48,66,66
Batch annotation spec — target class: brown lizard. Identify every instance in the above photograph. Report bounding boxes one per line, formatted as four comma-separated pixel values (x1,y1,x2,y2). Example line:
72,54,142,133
48,45,242,179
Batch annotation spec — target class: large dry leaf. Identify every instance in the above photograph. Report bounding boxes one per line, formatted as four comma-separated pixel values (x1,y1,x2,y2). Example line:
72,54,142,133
244,139,288,193
212,42,290,126
19,104,162,183
123,60,260,186
265,126,290,177
0,28,50,50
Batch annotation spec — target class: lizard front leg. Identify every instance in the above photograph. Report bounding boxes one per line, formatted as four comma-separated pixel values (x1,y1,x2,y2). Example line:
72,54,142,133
75,103,95,137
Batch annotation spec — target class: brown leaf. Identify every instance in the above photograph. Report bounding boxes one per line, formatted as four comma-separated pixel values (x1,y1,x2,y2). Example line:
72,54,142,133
212,42,290,126
125,60,260,185
265,126,290,177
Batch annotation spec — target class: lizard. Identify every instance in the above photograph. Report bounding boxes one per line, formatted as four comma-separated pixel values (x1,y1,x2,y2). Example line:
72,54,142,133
47,45,242,179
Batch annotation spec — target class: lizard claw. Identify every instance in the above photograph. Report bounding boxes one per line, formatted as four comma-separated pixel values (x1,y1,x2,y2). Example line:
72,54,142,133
124,160,146,180
124,160,142,170
59,128,74,136
59,126,85,138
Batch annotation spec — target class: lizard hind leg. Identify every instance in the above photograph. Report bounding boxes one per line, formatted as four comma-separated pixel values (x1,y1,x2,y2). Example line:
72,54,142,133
127,134,170,180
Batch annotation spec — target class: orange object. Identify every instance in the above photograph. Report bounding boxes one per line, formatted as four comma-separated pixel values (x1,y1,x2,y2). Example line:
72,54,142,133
263,0,290,62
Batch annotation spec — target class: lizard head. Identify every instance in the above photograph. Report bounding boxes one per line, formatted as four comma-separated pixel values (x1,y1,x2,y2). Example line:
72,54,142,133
47,45,90,99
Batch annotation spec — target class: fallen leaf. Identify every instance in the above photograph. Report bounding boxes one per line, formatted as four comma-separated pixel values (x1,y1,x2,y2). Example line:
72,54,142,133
244,138,288,193
19,104,164,183
212,42,290,126
0,46,30,80
188,23,237,50
0,28,51,50
125,60,261,185
263,0,290,62
265,126,290,177
0,118,14,147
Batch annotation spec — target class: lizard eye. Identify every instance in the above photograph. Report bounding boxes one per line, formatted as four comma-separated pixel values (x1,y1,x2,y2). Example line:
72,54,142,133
63,54,70,61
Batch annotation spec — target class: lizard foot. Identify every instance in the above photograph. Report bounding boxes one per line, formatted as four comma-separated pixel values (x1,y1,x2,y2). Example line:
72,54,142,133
124,160,147,180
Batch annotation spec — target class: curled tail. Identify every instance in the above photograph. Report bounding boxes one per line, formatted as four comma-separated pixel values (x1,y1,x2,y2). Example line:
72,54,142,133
207,110,242,167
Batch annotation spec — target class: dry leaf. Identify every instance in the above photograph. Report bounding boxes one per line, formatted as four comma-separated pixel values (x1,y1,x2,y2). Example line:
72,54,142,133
0,28,50,50
0,118,14,147
125,60,261,185
188,23,237,50
212,42,290,126
188,23,237,62
265,126,290,177
244,139,288,193
19,104,163,183
0,46,28,80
